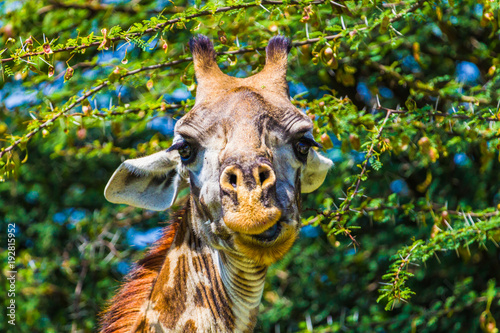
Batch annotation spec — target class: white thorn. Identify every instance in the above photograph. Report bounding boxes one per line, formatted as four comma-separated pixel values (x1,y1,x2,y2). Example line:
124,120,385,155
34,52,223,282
330,1,346,8
259,3,270,12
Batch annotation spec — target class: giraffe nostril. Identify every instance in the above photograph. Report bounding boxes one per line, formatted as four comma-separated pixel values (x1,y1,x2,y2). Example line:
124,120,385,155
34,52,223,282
259,171,268,184
229,174,237,188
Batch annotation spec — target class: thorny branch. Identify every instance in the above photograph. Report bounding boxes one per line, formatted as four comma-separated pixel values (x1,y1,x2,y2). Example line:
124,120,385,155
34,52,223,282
0,0,430,158
328,109,393,246
46,0,140,15
387,243,419,309
0,0,327,63
306,201,500,224
367,60,493,105
1,0,428,64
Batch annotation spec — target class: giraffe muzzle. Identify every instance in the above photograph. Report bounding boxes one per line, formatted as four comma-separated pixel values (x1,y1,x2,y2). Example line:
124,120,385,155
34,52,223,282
220,163,282,235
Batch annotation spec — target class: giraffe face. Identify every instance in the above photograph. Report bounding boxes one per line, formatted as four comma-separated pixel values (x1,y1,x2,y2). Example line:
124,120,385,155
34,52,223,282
104,36,332,266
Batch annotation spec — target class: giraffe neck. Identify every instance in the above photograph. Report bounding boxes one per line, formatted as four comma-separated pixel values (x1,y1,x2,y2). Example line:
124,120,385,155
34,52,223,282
100,205,267,333
217,250,267,332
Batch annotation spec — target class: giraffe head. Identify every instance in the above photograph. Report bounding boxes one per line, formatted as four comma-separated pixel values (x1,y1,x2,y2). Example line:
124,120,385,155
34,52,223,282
105,36,332,266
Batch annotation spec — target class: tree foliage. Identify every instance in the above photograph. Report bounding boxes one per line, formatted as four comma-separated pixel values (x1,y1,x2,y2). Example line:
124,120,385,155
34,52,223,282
1,0,499,332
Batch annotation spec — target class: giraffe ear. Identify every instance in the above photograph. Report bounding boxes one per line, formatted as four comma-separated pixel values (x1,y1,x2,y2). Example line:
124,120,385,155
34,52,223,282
256,36,292,95
104,150,185,211
300,149,333,193
189,35,228,103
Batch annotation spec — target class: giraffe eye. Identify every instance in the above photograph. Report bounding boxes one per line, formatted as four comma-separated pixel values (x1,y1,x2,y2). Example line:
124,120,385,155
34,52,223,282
178,143,193,161
294,139,312,162
167,140,196,164
293,133,321,163
296,140,311,155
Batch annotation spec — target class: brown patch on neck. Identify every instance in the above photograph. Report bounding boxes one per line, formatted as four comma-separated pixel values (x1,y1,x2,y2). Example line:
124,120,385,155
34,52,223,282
99,206,187,333
192,254,236,331
151,253,189,329
182,319,197,332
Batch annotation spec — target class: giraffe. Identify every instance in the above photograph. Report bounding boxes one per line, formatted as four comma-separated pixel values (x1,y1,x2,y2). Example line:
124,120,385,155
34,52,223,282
100,35,333,333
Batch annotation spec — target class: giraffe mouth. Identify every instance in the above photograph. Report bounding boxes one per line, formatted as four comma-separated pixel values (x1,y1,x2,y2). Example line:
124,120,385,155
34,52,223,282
252,221,282,242
233,220,298,266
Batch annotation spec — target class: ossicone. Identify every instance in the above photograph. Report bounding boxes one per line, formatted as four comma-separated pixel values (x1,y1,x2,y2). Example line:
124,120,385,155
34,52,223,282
189,35,217,69
265,35,292,63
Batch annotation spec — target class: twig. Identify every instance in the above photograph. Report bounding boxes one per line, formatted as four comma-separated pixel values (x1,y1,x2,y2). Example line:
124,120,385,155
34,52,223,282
376,104,500,122
0,81,108,158
367,60,492,105
66,103,183,118
333,110,393,246
346,110,393,211
70,259,89,332
46,0,139,14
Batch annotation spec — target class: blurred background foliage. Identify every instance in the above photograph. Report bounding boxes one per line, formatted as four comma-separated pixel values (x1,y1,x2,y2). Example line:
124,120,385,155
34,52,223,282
1,0,500,332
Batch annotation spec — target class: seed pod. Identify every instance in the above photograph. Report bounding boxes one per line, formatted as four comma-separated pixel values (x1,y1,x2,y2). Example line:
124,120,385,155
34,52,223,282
48,65,55,78
429,147,439,163
162,38,168,54
300,5,314,23
320,46,338,69
64,66,74,82
413,42,420,62
349,134,360,151
312,55,319,65
418,136,431,153
180,73,192,86
98,28,110,50
26,36,34,52
320,133,334,149
108,67,122,83
77,128,87,140
121,49,128,64
379,16,390,34
43,43,53,54
488,65,496,76
82,99,91,115
218,31,227,44
430,224,440,238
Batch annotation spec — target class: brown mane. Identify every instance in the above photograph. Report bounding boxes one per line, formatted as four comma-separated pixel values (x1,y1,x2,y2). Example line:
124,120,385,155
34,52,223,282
99,208,186,333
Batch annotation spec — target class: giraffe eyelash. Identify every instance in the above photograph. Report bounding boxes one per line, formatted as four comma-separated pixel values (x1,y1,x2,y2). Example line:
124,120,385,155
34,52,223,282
166,141,187,152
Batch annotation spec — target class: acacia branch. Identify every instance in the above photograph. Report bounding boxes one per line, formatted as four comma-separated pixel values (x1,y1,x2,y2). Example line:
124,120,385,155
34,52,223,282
1,0,327,63
367,60,492,105
378,105,500,122
324,109,393,246
345,110,393,212
67,103,183,118
0,0,429,161
1,0,428,64
0,81,109,158
349,203,499,218
45,0,139,14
